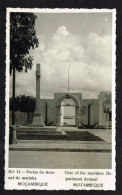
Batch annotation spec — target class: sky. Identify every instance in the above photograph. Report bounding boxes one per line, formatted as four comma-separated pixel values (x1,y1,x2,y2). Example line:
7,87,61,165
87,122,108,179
10,11,112,99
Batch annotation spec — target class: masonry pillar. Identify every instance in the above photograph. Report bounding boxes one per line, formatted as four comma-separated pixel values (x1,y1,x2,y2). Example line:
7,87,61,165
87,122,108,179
75,106,80,127
32,64,45,127
56,106,61,126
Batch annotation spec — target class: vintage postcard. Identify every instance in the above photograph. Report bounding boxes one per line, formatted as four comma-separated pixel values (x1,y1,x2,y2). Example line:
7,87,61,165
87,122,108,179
5,8,116,190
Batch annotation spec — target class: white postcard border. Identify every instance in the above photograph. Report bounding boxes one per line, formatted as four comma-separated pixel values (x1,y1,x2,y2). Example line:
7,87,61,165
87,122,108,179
5,8,116,191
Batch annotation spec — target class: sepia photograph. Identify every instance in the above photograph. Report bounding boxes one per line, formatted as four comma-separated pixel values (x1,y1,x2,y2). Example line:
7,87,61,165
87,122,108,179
5,8,116,190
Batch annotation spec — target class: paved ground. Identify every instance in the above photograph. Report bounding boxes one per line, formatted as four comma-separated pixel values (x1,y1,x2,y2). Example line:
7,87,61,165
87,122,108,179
86,129,112,143
9,151,111,169
9,140,111,151
9,128,112,169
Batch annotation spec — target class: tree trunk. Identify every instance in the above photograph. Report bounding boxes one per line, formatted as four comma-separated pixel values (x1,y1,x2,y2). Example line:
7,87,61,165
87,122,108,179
12,67,15,125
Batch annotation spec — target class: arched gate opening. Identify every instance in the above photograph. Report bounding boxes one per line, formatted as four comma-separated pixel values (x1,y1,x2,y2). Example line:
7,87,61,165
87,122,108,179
60,99,75,126
56,93,80,127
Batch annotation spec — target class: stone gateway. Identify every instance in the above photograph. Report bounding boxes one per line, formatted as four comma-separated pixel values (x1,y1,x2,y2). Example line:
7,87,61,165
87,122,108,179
40,91,111,129
33,64,111,129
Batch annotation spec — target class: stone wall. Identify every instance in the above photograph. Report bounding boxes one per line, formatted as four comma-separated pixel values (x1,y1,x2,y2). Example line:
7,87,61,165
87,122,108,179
80,105,88,125
9,92,111,128
40,93,82,126
90,100,99,126
39,92,111,128
54,93,82,104
80,99,99,127
40,99,56,125
9,111,33,125
99,91,111,128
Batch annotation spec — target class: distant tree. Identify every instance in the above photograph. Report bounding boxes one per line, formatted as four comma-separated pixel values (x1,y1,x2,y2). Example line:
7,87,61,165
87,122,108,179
10,95,36,112
103,96,112,122
19,95,36,112
10,12,39,125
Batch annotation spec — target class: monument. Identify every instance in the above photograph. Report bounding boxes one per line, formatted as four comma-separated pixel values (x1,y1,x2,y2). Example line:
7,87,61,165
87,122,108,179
32,64,45,127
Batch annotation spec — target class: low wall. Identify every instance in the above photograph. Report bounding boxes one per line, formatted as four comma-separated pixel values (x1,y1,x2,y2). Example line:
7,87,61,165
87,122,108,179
9,111,33,125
